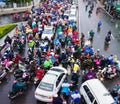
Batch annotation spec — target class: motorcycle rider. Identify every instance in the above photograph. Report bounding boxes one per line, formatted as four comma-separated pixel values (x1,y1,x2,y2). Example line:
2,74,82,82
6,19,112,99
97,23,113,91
71,71,79,85
105,31,112,44
89,29,95,41
97,21,102,31
73,62,80,73
12,80,26,94
70,89,81,104
61,79,71,103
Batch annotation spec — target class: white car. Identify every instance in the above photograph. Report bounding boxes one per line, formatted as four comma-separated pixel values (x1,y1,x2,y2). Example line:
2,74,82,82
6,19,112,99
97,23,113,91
41,26,54,40
68,11,77,22
34,66,67,102
70,5,77,12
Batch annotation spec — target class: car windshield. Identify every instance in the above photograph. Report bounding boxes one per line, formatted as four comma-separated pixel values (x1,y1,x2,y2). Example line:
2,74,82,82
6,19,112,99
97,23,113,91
38,82,54,91
50,68,64,72
43,29,53,34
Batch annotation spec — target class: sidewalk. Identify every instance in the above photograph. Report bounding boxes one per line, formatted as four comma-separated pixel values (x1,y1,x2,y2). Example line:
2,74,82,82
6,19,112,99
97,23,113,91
97,0,113,18
0,0,40,16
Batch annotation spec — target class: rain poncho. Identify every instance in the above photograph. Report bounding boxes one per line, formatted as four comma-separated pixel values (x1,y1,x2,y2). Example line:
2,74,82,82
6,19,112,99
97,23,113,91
84,45,93,55
56,27,62,34
57,32,63,39
66,36,72,44
71,90,81,103
54,38,60,45
32,21,36,28
61,82,70,96
12,81,27,93
28,40,35,48
43,59,52,68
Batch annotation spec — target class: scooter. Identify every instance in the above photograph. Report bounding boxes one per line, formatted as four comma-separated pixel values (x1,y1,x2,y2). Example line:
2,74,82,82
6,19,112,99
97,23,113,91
8,81,27,99
13,13,19,20
34,69,45,86
104,40,110,51
82,70,95,82
70,72,79,90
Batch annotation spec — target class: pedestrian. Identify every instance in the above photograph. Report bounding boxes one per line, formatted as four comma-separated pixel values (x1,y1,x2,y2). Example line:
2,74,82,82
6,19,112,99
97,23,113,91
85,5,88,11
96,7,101,14
88,9,92,17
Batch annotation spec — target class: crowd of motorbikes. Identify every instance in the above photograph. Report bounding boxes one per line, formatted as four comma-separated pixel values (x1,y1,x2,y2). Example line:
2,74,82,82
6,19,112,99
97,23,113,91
0,0,120,103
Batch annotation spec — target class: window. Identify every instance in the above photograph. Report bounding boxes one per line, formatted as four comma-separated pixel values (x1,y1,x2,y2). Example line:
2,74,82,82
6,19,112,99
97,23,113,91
83,85,95,103
87,91,94,102
56,73,65,87
83,85,90,93
38,82,53,91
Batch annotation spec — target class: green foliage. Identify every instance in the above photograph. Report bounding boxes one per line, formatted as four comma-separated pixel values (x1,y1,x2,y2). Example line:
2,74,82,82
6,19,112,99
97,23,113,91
0,24,17,39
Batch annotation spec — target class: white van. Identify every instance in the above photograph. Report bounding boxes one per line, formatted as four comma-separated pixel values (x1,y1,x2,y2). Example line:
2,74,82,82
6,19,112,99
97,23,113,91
80,79,115,104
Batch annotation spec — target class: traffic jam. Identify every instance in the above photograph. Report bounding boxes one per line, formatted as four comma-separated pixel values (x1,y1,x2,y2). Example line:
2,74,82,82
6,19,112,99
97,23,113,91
0,0,120,104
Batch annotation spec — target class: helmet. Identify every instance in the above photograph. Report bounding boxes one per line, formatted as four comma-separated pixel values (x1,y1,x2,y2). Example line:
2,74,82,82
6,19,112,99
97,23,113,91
108,31,111,34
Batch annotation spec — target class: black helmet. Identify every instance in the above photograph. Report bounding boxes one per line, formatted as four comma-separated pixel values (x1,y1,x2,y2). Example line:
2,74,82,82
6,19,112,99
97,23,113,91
108,31,111,35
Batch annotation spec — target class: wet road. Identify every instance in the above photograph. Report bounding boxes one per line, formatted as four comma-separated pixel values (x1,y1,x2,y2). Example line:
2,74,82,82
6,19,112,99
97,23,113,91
79,0,120,57
0,13,24,25
79,0,120,88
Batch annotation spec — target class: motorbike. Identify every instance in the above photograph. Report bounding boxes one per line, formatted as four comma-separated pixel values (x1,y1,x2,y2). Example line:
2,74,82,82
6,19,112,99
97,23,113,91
14,69,23,79
82,70,95,82
109,82,120,98
22,13,29,21
97,21,102,32
8,81,27,99
70,72,79,90
34,69,45,85
13,13,19,20
104,38,110,51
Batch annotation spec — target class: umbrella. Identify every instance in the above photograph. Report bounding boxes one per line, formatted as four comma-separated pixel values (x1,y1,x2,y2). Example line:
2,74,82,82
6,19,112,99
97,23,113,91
0,2,6,8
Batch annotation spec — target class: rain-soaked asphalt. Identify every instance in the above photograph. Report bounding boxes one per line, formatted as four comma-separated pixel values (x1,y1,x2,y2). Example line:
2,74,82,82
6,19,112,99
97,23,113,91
0,13,24,25
0,0,120,104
